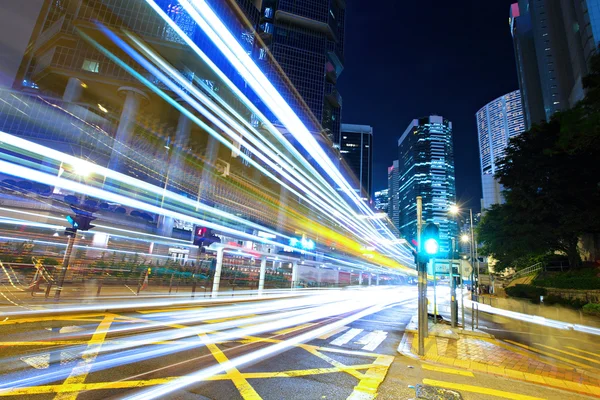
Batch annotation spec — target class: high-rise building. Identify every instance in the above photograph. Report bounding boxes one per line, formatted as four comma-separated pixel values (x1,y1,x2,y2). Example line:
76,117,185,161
340,124,372,200
374,189,389,214
510,0,600,128
476,90,526,210
387,160,399,230
397,116,457,254
257,0,345,146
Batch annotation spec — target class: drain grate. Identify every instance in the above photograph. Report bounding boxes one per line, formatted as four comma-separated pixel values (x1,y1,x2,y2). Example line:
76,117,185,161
416,384,463,400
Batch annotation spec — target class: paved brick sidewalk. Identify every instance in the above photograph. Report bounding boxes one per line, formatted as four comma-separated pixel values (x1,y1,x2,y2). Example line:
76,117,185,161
399,329,600,398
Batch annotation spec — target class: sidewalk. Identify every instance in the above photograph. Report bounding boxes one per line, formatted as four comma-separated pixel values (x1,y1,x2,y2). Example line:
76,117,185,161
397,316,600,398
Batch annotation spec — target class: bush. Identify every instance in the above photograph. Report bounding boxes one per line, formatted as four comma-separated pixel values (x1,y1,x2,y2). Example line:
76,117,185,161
533,267,600,290
583,303,600,316
544,294,588,309
505,284,547,303
42,258,59,266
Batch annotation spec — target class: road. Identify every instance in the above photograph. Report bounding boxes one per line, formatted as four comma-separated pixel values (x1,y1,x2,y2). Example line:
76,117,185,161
1,286,600,399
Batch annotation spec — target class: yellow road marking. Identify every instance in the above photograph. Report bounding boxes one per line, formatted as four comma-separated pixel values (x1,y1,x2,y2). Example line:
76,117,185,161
0,340,191,346
53,314,116,400
199,333,262,400
422,379,546,400
274,323,317,335
422,364,475,377
505,340,593,370
137,307,204,314
0,314,107,325
567,346,600,359
318,326,349,340
349,354,394,400
534,343,600,365
204,314,256,324
242,364,374,379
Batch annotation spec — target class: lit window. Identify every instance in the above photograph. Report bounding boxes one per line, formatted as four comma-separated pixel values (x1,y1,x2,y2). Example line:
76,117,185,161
82,59,100,73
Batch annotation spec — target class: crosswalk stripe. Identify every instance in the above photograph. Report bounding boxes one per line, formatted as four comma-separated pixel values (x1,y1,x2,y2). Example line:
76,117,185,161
318,326,349,340
331,328,363,346
356,330,388,351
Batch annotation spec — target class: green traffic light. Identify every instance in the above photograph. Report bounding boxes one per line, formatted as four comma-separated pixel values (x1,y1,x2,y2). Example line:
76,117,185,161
424,238,439,255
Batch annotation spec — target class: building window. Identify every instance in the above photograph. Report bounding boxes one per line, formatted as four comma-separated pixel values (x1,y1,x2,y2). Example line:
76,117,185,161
82,59,100,73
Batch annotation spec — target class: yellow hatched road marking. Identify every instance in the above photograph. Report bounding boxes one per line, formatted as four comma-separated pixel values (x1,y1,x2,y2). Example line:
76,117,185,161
0,314,107,325
53,314,116,400
534,343,600,365
274,323,317,335
199,333,262,400
318,325,349,340
422,364,475,377
348,354,394,400
422,379,546,400
505,340,593,370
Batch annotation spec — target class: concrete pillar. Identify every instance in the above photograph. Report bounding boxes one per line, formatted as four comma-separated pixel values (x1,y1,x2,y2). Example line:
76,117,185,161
109,87,149,172
211,248,224,298
376,274,380,286
291,262,298,289
368,274,372,286
258,257,267,295
358,273,363,285
63,77,84,103
157,108,192,237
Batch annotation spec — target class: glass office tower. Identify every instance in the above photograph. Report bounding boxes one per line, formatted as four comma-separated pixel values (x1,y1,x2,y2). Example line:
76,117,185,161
257,0,345,146
476,90,526,210
374,189,389,214
397,116,457,255
340,124,372,201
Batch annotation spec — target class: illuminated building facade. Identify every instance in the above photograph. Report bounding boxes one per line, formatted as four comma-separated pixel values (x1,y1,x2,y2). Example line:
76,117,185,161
510,0,600,128
374,189,389,214
257,0,345,146
397,116,457,254
339,124,372,200
476,90,525,210
387,160,399,230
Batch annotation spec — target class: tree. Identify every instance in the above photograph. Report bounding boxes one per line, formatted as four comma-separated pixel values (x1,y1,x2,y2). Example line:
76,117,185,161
478,50,600,269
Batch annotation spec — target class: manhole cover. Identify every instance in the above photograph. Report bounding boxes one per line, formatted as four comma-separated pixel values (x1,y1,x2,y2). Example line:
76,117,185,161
416,384,463,400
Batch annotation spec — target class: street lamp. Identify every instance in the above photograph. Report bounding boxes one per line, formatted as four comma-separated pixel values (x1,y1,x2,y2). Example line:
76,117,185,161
461,234,470,243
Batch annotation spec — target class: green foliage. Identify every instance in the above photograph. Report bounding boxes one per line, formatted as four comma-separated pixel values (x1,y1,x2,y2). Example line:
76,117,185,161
42,258,60,266
478,50,600,269
543,294,588,309
533,268,600,290
505,284,547,303
583,303,600,316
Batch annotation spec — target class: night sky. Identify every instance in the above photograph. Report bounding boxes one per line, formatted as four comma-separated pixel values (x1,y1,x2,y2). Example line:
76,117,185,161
338,0,518,211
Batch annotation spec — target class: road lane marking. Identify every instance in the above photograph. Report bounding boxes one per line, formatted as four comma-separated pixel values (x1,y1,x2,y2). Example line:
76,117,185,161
534,343,600,365
505,340,593,370
566,346,600,359
423,379,546,400
356,330,387,351
318,326,349,340
137,307,204,314
331,328,363,346
274,323,317,335
204,314,256,324
53,314,116,400
199,333,262,400
0,314,107,325
422,364,475,377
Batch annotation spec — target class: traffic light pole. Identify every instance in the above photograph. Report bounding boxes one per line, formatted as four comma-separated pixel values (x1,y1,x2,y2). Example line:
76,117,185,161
54,234,76,300
416,196,427,356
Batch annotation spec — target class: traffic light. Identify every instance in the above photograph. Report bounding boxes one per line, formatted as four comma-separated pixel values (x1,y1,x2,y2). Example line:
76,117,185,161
422,222,440,256
193,226,221,248
64,205,96,236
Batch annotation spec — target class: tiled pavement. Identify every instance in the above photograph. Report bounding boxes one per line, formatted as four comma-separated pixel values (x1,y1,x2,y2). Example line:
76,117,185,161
399,332,600,398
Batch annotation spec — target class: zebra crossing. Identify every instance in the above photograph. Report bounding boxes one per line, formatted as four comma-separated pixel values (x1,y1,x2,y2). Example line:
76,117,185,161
320,326,389,352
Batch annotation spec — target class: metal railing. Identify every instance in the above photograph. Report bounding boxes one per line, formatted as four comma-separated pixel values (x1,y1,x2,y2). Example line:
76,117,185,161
510,262,544,280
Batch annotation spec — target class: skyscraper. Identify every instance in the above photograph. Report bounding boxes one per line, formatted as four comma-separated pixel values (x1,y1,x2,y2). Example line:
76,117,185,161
374,189,389,214
340,124,372,200
387,160,399,230
257,0,345,146
510,0,600,128
476,90,526,210
397,116,457,254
